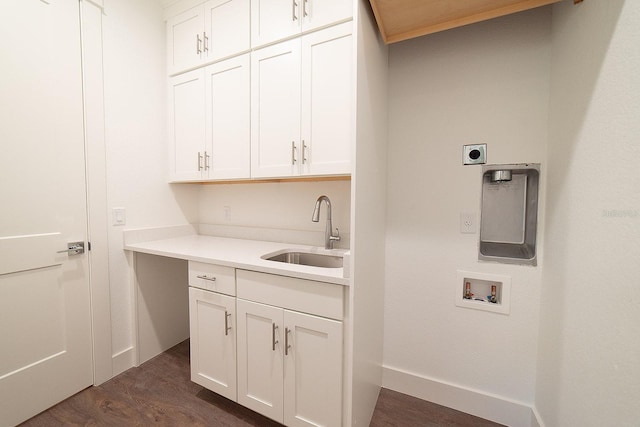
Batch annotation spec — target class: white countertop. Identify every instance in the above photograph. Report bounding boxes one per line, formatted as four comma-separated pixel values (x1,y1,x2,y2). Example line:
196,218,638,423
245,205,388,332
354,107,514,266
124,234,350,286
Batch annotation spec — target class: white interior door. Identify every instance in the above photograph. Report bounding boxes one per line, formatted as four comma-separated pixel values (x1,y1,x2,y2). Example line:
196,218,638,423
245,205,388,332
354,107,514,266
0,1,93,425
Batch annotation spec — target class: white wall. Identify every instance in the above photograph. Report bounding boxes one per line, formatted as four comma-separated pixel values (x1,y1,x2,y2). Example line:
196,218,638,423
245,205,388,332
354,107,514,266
198,180,351,246
383,7,551,424
102,0,198,370
536,1,640,425
348,0,389,425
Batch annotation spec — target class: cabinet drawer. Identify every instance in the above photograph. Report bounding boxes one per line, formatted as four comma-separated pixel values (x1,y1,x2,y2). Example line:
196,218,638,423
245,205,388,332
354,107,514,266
189,262,236,295
236,270,343,320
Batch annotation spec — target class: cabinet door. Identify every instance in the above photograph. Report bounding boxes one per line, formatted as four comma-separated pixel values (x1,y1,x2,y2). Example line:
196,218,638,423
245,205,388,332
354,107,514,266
251,0,300,48
189,288,237,401
301,23,352,176
168,69,206,182
302,0,353,33
167,5,204,75
204,0,250,62
250,39,301,178
237,299,284,423
205,54,250,179
283,310,343,427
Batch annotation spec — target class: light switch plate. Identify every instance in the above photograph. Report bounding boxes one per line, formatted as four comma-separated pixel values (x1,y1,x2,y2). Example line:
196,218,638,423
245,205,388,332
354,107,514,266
112,207,126,226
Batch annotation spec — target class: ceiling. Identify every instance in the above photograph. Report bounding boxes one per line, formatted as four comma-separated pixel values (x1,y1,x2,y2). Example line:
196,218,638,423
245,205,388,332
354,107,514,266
368,0,562,44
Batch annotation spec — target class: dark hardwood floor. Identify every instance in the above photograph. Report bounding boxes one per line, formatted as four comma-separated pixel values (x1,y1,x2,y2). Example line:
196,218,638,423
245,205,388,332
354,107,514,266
20,341,503,427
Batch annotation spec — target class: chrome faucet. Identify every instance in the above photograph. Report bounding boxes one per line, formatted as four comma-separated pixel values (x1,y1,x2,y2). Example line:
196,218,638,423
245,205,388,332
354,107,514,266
312,195,341,249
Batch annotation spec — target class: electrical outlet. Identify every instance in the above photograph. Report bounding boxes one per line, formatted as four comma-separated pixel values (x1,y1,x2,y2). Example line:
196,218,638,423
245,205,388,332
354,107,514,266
460,212,477,234
223,205,231,221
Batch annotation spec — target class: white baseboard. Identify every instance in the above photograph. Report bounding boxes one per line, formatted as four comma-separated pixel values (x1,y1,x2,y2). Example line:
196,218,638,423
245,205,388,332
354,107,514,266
112,346,135,377
382,365,535,427
530,406,545,427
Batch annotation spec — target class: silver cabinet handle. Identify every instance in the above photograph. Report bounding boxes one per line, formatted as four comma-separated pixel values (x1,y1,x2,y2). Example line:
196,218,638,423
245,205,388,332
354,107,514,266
285,327,291,356
302,140,308,164
197,152,203,171
224,310,231,336
204,151,210,171
196,33,202,54
272,323,278,351
303,0,308,17
292,0,298,21
203,32,208,53
57,241,85,255
196,274,216,282
291,141,297,165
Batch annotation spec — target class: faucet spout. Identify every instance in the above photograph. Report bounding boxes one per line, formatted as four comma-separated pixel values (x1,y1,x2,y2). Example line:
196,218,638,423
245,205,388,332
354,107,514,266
311,195,340,249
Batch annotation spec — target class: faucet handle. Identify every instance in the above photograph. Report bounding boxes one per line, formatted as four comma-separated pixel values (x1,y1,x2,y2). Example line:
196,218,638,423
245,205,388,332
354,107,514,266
330,228,341,241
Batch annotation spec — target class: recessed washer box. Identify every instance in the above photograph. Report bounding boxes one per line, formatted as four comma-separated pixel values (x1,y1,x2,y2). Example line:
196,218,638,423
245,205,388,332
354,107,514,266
455,270,511,315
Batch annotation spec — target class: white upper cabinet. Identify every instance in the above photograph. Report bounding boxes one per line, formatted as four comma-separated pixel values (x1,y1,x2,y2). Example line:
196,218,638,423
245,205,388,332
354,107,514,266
251,0,353,48
205,54,251,179
250,39,302,178
301,22,352,176
169,54,250,182
251,22,352,179
167,0,250,76
167,6,204,75
166,0,353,182
168,68,206,182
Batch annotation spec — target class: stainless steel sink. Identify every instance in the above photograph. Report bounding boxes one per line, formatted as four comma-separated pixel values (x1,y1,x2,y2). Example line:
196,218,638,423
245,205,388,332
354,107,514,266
263,251,343,268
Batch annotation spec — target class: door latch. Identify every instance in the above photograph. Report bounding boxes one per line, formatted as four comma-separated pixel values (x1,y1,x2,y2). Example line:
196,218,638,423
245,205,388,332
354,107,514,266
57,241,85,255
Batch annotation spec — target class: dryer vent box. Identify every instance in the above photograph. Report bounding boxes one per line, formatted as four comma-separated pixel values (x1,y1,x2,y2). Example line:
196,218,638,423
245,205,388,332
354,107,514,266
479,163,540,266
463,144,486,165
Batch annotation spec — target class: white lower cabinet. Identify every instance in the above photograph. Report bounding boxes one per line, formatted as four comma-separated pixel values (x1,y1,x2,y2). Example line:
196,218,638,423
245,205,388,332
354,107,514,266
236,299,284,421
236,270,344,426
188,263,237,401
283,309,343,427
189,265,344,426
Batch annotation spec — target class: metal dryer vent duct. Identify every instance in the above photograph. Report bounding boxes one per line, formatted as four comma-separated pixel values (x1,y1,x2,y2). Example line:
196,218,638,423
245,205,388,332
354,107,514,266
490,170,512,182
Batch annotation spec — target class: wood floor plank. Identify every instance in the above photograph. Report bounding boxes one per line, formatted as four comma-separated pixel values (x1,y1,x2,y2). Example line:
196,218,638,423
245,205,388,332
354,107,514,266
20,340,503,427
370,388,504,427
